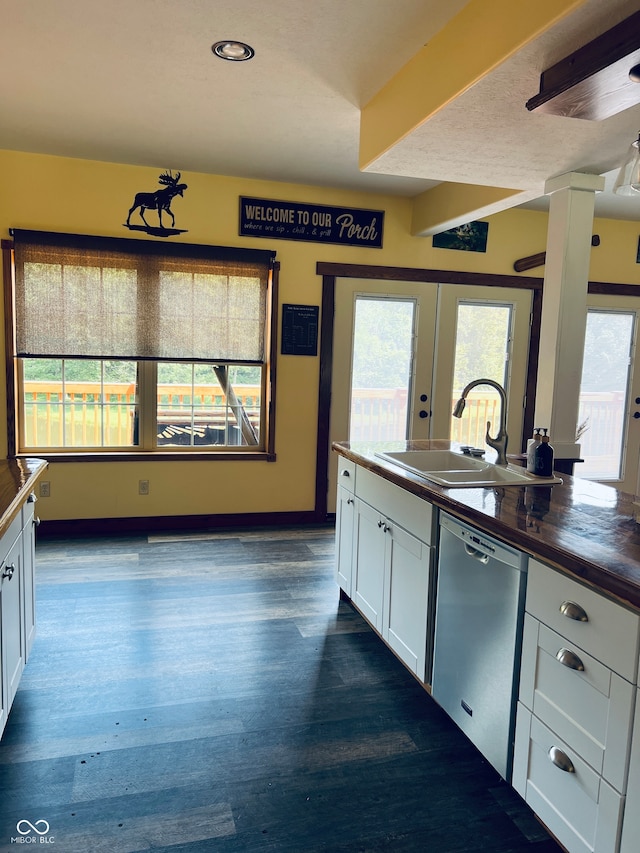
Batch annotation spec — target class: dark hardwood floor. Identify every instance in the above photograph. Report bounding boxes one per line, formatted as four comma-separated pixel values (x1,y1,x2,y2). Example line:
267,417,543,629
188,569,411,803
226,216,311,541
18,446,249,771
0,526,562,852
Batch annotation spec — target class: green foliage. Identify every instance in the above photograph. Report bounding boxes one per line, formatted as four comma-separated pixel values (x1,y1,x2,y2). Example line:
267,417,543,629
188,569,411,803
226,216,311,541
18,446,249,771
352,298,414,388
581,311,633,392
453,303,510,391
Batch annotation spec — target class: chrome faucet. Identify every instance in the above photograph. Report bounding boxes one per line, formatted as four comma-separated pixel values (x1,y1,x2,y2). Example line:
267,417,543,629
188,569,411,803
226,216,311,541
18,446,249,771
453,378,509,465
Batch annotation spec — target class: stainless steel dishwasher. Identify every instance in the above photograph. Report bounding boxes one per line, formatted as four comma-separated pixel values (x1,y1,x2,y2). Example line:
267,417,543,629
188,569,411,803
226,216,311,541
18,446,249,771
431,512,528,781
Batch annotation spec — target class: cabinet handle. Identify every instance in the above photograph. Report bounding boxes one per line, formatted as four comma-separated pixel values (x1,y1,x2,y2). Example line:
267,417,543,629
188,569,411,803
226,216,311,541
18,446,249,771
378,519,384,528
340,469,351,478
346,498,354,505
548,746,575,773
559,600,588,622
383,523,391,534
27,492,37,503
2,563,15,580
556,648,585,671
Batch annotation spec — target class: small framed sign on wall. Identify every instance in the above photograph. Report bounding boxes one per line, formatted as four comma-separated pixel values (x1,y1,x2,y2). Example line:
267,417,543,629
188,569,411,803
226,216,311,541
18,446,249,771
281,304,319,356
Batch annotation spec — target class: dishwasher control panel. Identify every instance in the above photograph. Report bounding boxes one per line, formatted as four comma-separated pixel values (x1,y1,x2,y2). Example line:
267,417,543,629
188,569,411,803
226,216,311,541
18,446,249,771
439,512,524,570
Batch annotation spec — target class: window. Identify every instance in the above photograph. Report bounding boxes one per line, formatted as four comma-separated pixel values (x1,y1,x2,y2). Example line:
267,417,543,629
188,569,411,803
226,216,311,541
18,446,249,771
4,231,278,458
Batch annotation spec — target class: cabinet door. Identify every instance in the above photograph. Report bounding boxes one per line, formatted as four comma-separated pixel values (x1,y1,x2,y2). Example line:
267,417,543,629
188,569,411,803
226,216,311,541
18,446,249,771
1,536,25,718
383,522,432,682
513,705,624,853
352,499,386,632
335,485,355,595
22,497,36,660
620,688,640,853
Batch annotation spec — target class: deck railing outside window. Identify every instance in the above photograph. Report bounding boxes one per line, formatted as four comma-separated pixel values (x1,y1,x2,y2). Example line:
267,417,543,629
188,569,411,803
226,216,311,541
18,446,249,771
22,381,261,447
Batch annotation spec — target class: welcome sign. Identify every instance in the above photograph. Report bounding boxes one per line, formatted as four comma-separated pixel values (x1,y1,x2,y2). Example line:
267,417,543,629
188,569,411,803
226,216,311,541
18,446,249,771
239,196,384,248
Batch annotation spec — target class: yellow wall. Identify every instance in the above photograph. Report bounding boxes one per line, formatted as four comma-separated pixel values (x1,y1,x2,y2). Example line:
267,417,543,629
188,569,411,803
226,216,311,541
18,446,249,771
1,149,638,521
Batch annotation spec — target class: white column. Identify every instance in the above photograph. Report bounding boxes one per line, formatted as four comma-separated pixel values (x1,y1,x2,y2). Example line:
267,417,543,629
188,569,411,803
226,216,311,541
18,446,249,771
534,172,605,459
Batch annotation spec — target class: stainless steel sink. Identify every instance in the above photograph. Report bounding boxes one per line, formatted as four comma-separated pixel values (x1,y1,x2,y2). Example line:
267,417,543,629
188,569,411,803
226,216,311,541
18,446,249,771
375,449,562,488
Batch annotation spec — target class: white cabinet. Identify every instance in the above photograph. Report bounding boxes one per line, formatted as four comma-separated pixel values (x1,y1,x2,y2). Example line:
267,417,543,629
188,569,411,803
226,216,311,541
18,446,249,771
0,496,38,740
621,684,640,853
1,533,25,714
620,687,640,853
352,497,386,631
383,520,432,681
335,463,435,682
22,495,37,660
513,558,640,853
0,511,28,735
335,459,356,596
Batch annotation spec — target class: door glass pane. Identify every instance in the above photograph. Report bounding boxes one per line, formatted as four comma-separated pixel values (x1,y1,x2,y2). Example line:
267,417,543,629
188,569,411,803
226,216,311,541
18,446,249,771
578,310,635,480
450,302,512,445
349,297,415,441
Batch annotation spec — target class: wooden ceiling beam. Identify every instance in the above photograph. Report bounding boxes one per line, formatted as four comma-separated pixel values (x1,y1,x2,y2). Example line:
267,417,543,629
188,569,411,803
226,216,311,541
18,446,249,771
526,10,640,120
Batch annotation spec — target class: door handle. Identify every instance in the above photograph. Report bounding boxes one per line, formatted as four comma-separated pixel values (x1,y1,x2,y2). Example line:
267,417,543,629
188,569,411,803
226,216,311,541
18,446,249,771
463,543,489,564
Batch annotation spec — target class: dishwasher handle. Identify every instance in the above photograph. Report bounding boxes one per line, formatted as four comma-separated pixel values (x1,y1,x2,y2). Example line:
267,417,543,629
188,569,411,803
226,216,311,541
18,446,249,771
464,543,489,564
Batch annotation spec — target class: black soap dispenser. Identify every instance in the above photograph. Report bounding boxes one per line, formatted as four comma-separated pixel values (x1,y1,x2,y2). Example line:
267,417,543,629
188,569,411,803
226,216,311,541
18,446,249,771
534,428,554,477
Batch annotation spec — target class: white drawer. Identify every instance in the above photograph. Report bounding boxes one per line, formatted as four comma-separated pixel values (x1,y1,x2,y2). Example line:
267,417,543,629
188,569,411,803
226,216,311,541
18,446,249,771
336,458,356,493
527,558,640,682
355,467,434,544
513,706,624,853
519,615,634,792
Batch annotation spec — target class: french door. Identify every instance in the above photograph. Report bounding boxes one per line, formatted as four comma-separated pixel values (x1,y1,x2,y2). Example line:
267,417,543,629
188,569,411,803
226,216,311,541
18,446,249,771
577,295,640,493
328,278,532,511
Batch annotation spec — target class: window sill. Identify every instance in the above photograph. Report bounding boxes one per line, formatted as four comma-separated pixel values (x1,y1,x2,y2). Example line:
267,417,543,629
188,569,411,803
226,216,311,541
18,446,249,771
16,451,276,463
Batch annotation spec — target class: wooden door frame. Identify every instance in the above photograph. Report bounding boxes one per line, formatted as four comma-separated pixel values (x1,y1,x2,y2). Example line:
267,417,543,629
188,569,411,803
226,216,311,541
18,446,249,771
314,262,545,520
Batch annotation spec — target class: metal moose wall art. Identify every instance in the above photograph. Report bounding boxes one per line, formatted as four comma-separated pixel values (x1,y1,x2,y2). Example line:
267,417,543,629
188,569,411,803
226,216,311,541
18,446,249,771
124,170,188,236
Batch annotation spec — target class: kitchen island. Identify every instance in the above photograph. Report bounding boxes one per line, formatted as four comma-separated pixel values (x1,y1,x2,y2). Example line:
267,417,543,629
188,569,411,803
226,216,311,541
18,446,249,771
333,439,640,853
333,439,640,611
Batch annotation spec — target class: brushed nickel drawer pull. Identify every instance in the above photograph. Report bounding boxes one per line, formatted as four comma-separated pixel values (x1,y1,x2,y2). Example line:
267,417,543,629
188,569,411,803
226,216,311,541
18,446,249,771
548,746,575,773
2,563,15,580
556,648,585,671
559,600,588,622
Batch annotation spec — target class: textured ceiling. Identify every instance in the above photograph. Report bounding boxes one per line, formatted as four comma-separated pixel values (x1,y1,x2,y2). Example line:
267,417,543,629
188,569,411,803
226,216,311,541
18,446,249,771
2,0,640,222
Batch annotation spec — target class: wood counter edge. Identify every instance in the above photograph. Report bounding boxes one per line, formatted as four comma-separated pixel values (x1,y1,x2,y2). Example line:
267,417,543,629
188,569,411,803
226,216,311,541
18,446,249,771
0,458,48,542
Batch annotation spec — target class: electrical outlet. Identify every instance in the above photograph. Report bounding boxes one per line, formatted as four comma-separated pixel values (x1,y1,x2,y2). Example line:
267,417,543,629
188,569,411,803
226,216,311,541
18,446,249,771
138,479,150,495
39,481,50,498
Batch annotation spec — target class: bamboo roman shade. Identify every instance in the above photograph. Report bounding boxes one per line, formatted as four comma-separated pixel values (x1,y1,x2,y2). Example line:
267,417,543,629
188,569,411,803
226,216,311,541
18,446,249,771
13,230,275,363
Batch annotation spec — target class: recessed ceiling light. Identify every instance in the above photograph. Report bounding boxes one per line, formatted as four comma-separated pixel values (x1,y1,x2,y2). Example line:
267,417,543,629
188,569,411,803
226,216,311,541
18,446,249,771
212,41,255,61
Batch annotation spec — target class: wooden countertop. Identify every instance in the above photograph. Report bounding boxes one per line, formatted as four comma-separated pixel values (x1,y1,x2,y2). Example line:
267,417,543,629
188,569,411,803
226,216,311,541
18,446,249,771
333,440,640,612
0,458,48,539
